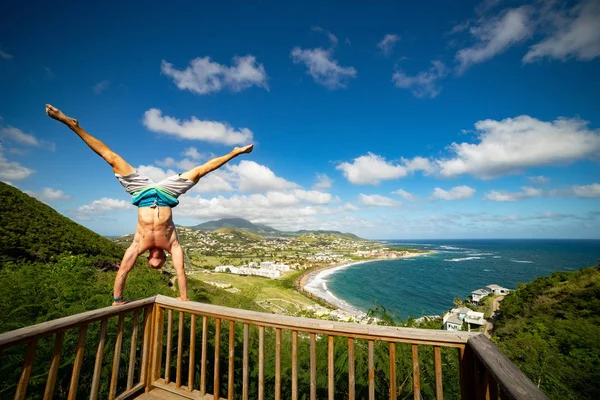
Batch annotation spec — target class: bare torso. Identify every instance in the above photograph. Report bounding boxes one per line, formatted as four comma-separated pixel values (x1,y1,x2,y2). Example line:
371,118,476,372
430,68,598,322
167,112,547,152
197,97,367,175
132,206,178,254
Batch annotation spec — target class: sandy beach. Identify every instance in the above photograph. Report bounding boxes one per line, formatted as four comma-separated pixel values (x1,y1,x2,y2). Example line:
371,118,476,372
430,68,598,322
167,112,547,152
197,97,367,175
300,252,432,317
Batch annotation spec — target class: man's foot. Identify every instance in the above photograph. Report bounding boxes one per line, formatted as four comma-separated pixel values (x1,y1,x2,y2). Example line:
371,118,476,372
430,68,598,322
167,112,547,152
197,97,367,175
177,296,190,302
235,144,254,154
112,299,129,306
45,104,78,127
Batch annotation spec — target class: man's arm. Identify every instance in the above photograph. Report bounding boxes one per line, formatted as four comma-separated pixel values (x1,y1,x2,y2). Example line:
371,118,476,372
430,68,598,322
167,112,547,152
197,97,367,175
112,240,141,305
169,241,189,301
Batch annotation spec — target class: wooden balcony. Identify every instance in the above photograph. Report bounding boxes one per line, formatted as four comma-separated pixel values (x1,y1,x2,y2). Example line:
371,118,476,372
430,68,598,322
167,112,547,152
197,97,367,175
0,295,548,399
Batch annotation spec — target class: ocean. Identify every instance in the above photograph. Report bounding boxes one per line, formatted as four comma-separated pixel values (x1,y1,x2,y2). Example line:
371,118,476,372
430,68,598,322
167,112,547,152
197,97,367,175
324,239,600,319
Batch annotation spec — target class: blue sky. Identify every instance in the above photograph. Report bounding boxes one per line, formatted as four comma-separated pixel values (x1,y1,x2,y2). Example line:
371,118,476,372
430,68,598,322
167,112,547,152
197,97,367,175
1,0,599,239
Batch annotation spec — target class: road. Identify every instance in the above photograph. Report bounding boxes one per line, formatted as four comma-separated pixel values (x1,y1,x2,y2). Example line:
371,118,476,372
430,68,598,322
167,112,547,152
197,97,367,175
484,295,505,338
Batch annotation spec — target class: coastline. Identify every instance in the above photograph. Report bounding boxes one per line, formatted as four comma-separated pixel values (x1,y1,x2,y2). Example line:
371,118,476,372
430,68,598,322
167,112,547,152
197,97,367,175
298,252,432,318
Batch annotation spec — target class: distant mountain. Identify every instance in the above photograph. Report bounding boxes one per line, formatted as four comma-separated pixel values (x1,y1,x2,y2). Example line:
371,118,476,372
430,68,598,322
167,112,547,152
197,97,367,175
189,217,363,240
0,182,123,263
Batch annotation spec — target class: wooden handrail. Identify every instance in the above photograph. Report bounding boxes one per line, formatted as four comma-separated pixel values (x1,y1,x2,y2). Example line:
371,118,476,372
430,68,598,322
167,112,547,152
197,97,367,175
468,335,549,400
0,297,156,349
155,295,476,345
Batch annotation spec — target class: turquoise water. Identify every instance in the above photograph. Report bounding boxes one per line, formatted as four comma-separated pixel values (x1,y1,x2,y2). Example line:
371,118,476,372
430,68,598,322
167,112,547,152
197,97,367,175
326,239,600,319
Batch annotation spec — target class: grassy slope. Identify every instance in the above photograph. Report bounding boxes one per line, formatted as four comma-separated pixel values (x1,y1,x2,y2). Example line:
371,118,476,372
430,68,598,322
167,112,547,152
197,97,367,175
493,264,600,399
0,182,123,263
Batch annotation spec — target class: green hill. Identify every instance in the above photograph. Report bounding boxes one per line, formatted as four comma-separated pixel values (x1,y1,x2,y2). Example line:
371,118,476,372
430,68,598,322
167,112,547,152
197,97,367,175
214,227,263,242
0,182,123,264
191,217,363,240
493,264,600,400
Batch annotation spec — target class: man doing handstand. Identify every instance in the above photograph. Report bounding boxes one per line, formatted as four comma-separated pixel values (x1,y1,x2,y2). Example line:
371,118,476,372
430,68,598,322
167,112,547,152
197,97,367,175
46,104,253,305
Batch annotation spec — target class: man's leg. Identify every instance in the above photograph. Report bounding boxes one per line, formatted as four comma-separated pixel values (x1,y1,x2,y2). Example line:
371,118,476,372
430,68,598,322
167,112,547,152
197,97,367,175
180,144,254,183
46,104,135,176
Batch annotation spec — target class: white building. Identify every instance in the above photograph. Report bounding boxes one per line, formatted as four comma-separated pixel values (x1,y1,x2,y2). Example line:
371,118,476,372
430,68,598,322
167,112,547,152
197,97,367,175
443,307,487,331
215,265,237,273
486,284,510,295
471,288,490,304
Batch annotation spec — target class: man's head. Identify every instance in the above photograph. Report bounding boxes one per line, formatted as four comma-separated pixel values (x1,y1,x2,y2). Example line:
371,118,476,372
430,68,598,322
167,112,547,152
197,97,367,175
147,248,166,269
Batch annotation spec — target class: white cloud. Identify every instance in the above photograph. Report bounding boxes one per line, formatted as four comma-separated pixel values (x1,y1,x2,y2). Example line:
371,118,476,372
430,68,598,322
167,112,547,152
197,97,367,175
403,156,436,174
343,203,360,211
0,144,34,181
313,173,333,189
437,115,600,179
174,193,343,230
183,147,203,160
312,26,339,46
524,0,600,63
475,0,502,16
293,189,333,204
1,126,55,150
291,30,357,90
378,34,400,55
358,193,401,207
550,183,600,198
161,55,268,95
432,186,476,200
527,175,550,185
483,186,543,201
142,108,253,145
193,171,235,193
155,157,197,171
570,183,600,198
392,61,448,98
336,153,407,185
392,189,418,201
93,80,110,94
456,6,532,73
29,188,71,202
74,197,133,219
227,160,300,192
0,49,13,60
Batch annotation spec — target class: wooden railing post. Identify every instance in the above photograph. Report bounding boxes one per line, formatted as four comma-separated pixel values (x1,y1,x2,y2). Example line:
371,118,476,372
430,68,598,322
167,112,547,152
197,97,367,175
459,345,476,400
275,328,281,400
291,330,298,400
15,339,37,400
348,338,355,400
229,321,236,400
189,314,197,392
150,306,164,385
412,344,421,400
165,309,173,384
434,346,443,400
141,305,154,391
43,331,64,400
126,309,140,390
214,318,221,400
176,311,184,388
368,340,375,400
389,342,396,400
67,324,88,400
109,314,125,400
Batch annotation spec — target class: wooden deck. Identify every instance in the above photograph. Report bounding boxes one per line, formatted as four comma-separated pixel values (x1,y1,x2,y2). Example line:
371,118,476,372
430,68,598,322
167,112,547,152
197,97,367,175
0,295,549,400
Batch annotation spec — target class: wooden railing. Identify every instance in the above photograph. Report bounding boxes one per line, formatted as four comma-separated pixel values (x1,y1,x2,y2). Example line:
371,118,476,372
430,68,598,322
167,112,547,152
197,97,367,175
0,297,155,400
0,295,549,399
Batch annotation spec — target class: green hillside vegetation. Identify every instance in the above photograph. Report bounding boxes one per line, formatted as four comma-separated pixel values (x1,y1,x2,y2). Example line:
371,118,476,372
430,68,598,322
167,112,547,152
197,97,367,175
191,217,363,240
0,182,123,264
493,264,600,400
214,227,263,242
